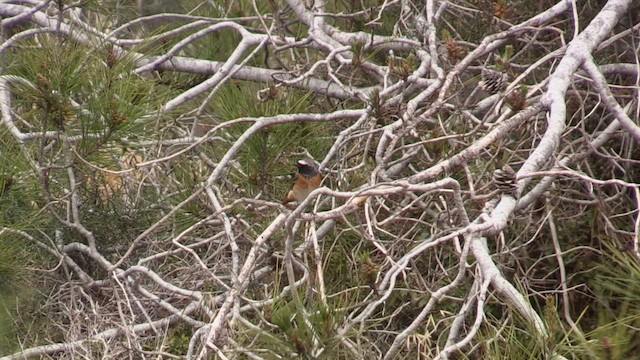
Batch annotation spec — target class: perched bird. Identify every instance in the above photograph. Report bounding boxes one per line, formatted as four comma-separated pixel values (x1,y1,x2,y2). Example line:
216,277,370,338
283,158,322,205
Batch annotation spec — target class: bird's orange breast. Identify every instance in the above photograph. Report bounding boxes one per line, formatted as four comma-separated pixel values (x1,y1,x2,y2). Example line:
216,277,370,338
283,173,322,204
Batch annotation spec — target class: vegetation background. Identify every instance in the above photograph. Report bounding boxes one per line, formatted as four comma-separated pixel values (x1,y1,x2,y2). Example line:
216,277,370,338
0,0,639,359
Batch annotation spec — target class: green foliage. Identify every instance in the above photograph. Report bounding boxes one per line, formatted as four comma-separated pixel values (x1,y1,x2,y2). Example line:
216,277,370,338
321,245,370,305
0,113,56,355
0,234,45,354
326,0,398,35
0,16,175,350
477,317,551,360
0,139,42,229
2,0,636,358
471,244,640,360
6,35,166,146
249,298,349,359
583,246,640,358
10,38,87,132
0,237,30,293
166,324,192,355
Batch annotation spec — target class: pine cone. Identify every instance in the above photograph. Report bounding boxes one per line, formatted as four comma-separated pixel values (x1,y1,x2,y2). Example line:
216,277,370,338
446,40,466,64
493,164,517,195
506,86,527,111
480,68,509,94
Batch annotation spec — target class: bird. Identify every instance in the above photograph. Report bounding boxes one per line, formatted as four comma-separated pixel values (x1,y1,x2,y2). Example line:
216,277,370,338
283,158,322,205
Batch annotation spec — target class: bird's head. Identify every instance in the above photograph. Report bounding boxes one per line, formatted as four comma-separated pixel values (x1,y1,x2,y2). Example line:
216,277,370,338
296,158,319,177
